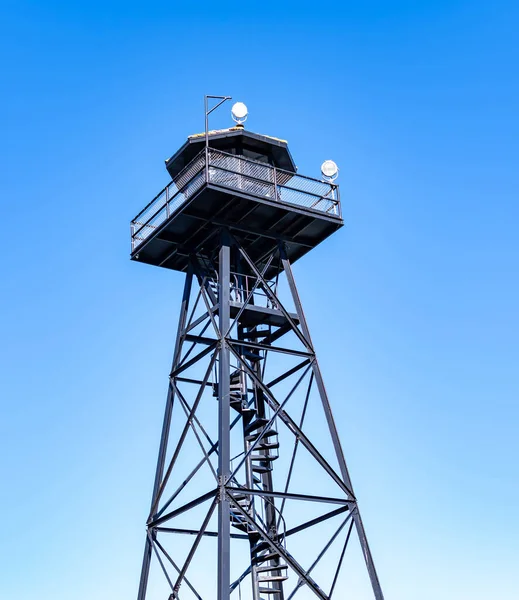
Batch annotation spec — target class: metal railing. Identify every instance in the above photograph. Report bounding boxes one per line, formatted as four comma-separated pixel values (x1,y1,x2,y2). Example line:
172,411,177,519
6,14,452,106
131,148,341,252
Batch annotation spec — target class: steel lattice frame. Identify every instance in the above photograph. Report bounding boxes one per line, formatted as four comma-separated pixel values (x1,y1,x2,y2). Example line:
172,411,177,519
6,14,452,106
136,230,384,600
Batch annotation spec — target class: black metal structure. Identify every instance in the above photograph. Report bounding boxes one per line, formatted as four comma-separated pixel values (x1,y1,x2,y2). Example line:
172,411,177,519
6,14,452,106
131,98,384,600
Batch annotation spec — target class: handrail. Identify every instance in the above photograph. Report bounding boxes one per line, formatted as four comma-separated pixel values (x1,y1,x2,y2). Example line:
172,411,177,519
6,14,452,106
133,149,207,223
132,166,205,239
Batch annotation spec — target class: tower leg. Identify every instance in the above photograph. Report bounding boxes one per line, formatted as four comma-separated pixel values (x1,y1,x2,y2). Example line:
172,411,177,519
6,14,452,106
137,268,194,600
217,232,231,600
353,510,385,600
281,247,385,600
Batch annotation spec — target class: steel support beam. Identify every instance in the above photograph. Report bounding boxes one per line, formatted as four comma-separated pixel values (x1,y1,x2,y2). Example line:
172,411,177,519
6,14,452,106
217,230,231,600
137,267,193,600
280,247,385,600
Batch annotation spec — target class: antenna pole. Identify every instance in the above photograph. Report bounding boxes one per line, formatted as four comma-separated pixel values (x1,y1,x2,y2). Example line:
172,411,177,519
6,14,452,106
204,95,232,181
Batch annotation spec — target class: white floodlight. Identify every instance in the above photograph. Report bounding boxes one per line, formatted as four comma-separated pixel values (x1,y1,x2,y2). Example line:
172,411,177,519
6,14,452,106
231,102,248,124
321,159,339,181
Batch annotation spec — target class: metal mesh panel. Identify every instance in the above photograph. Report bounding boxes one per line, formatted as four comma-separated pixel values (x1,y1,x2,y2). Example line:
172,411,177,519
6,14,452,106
135,191,166,230
275,170,295,186
132,158,205,248
208,150,276,199
208,149,338,214
209,150,274,183
279,173,333,198
133,205,167,246
176,170,205,205
173,151,206,192
277,187,338,214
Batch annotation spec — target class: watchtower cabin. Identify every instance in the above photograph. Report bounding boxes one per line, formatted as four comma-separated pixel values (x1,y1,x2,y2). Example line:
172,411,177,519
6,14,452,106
130,126,342,277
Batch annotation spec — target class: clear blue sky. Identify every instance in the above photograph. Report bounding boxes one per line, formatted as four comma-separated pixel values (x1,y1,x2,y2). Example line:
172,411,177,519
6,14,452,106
1,1,518,599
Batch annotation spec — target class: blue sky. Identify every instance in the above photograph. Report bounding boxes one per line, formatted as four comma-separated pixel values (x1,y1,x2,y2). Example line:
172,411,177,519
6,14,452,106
1,1,518,599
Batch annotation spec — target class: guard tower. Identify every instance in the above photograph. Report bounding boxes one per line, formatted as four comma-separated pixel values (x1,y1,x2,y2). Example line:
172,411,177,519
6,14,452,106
131,97,384,600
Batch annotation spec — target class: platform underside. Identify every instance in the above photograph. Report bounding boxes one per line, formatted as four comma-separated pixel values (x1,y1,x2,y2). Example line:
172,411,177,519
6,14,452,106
131,184,343,278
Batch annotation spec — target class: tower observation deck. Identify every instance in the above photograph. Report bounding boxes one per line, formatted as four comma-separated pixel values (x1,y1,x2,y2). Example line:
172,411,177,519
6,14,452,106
131,127,342,276
131,99,384,600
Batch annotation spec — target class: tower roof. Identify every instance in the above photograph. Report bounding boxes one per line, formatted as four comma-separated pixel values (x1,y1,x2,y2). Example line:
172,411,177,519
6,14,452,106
165,127,297,179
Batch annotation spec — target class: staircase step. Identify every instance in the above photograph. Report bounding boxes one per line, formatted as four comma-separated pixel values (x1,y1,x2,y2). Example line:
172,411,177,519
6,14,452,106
251,540,269,553
250,454,278,462
242,350,263,362
252,464,272,474
230,514,244,523
245,418,269,433
242,331,269,340
234,524,258,534
258,588,283,594
253,552,280,565
245,429,278,442
230,519,257,534
255,442,280,451
231,493,248,501
230,402,248,410
258,576,289,583
230,402,256,416
255,564,288,573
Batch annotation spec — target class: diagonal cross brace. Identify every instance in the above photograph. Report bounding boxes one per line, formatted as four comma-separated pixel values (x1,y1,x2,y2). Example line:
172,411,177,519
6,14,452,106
232,238,313,352
227,492,330,600
227,343,355,499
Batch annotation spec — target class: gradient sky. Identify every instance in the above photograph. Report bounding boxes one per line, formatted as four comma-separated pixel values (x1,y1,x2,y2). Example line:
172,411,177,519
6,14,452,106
1,1,518,599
